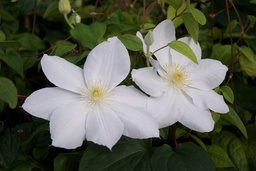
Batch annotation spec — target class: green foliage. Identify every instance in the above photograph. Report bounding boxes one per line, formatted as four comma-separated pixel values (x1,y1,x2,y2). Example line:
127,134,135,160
206,144,234,168
181,12,199,42
118,34,143,51
212,132,250,171
0,133,20,169
151,142,215,171
79,137,150,171
70,22,106,49
0,77,18,108
220,86,234,104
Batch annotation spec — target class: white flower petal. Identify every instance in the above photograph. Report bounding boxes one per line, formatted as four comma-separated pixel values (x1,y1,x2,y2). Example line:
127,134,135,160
150,20,176,53
149,57,160,69
136,31,147,54
190,59,228,90
83,37,130,89
22,87,78,120
85,106,124,149
113,85,148,108
154,47,173,68
41,54,85,93
179,95,214,132
50,101,89,149
147,90,183,128
110,101,159,139
132,67,167,97
186,89,229,113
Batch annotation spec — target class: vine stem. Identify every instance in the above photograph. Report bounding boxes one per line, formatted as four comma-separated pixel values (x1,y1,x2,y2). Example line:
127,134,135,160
64,14,74,29
225,0,234,84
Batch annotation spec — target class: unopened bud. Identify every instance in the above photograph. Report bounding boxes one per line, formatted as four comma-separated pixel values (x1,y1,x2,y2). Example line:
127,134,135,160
59,0,71,15
70,9,81,24
144,30,154,47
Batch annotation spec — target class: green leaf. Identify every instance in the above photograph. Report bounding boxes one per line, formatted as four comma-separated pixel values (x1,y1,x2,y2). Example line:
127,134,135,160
250,0,256,4
33,147,49,161
212,132,250,171
174,142,215,171
0,77,18,109
227,136,250,171
0,9,15,21
0,30,6,41
118,34,143,51
206,144,234,168
165,0,183,9
168,40,198,64
221,106,247,138
151,142,215,171
17,33,45,50
0,49,24,77
79,137,149,171
43,1,62,20
189,7,206,25
210,44,232,66
188,134,206,150
181,12,199,42
54,152,82,171
0,41,21,49
242,124,256,170
0,133,20,169
220,85,234,104
70,22,106,49
167,1,186,23
51,42,77,56
239,46,256,76
22,123,49,151
150,145,186,171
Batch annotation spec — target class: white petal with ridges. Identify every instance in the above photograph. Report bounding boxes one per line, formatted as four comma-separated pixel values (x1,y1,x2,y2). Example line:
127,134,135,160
178,95,214,132
85,106,124,149
83,37,130,89
186,88,229,113
154,47,173,68
113,85,148,108
190,59,228,90
150,20,176,53
50,101,89,149
22,87,79,120
110,101,159,139
41,54,85,93
136,32,147,54
132,67,167,97
147,90,183,128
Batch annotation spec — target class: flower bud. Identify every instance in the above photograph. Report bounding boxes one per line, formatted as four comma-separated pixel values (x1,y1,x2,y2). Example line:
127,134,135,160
144,30,154,47
58,0,71,15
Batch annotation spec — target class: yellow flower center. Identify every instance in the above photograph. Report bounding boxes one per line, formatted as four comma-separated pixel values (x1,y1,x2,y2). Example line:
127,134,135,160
79,81,113,107
90,87,104,101
162,63,190,93
171,70,185,84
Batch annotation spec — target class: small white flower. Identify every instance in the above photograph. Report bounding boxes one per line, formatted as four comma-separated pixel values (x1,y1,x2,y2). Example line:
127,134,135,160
132,20,229,132
22,37,159,149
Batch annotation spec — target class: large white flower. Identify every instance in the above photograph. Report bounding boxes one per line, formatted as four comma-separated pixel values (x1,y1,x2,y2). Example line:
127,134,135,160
132,20,229,132
22,37,159,150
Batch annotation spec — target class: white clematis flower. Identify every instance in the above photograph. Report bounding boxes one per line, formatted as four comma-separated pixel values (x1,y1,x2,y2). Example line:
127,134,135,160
22,37,159,150
132,20,229,132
